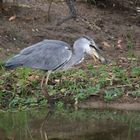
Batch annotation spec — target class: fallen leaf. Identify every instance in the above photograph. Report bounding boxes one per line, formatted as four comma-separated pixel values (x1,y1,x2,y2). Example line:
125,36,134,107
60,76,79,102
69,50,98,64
28,75,35,81
35,75,40,80
101,41,111,48
116,39,123,49
9,15,16,21
18,4,30,8
28,75,40,81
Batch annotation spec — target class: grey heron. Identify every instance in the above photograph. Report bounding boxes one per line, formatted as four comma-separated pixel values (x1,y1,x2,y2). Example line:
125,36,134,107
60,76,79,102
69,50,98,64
5,36,107,92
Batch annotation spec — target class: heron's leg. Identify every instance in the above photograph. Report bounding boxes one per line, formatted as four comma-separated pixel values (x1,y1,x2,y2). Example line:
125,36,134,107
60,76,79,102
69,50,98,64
41,71,52,101
41,71,52,88
45,71,52,85
41,75,46,89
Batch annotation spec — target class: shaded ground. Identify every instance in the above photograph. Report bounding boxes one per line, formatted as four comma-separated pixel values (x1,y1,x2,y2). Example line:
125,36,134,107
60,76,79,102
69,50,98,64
0,0,140,109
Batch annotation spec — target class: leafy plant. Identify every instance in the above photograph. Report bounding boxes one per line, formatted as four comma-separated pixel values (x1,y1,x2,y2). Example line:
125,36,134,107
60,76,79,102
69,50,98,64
128,90,140,97
131,66,140,77
104,87,124,102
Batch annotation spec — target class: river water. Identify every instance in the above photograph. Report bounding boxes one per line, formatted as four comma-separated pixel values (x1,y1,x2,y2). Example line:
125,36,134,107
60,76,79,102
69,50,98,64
0,108,140,140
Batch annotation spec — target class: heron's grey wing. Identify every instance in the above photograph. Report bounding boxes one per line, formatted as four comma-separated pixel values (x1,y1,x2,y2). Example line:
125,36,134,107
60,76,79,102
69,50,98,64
24,44,72,70
20,41,46,55
5,40,72,70
20,39,70,55
5,40,49,68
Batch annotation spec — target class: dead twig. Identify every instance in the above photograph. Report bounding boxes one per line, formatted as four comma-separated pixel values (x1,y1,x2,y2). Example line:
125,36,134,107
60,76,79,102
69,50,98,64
47,0,53,22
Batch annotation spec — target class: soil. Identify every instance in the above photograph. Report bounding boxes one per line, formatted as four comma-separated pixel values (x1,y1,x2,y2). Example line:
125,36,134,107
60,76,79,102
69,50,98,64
0,0,140,110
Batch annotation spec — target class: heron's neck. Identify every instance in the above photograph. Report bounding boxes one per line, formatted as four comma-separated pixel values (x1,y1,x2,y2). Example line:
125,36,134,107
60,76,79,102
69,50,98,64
58,41,87,70
71,41,87,63
73,46,85,59
73,41,86,53
60,45,85,70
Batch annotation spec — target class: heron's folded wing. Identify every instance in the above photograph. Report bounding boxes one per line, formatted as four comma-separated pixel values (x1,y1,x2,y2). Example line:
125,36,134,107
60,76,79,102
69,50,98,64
5,40,72,70
23,44,72,70
20,39,70,55
20,40,49,55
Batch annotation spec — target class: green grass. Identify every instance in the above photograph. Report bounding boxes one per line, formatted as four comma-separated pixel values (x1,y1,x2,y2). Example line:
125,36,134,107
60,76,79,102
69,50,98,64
0,60,140,110
131,66,140,77
104,87,124,102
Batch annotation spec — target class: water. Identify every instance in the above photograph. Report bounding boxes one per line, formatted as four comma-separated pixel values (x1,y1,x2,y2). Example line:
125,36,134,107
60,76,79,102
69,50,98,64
0,108,140,140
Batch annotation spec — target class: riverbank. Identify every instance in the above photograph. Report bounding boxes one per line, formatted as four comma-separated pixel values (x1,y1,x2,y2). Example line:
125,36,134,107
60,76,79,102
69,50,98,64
0,0,140,110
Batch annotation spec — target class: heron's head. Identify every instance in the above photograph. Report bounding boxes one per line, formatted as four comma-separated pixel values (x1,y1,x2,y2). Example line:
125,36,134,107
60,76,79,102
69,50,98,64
79,36,108,64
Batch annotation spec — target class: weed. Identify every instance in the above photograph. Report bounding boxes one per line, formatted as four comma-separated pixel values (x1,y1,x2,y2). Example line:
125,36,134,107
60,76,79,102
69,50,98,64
104,87,124,102
128,90,140,97
55,101,64,109
111,65,130,84
131,66,140,77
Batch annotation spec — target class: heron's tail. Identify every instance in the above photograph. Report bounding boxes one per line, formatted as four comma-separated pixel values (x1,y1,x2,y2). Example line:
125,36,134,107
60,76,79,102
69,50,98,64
5,54,25,69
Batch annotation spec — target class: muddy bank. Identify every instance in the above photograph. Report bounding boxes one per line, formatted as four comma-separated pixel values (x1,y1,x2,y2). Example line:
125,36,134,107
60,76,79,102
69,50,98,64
78,100,140,111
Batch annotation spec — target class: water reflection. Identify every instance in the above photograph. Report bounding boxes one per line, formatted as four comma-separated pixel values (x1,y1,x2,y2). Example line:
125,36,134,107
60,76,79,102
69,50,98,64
0,109,140,140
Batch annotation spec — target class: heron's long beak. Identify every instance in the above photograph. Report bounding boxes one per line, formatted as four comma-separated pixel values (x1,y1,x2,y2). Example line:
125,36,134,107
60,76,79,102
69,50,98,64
91,45,107,64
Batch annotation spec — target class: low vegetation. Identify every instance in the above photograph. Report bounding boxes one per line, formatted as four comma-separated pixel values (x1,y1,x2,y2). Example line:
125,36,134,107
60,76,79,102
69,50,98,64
0,0,139,110
0,56,140,110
